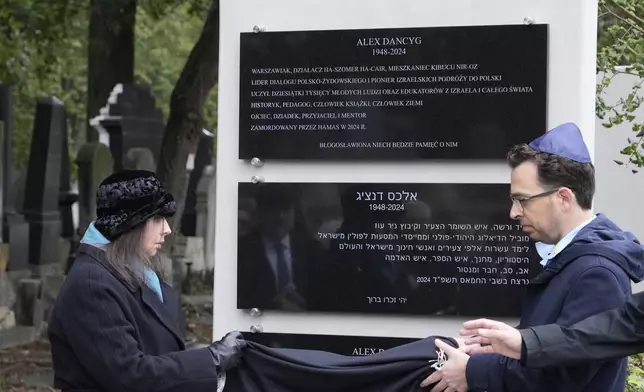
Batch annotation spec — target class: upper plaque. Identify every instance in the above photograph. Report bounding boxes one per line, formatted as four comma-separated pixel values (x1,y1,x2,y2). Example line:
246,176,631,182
239,24,548,160
237,182,542,317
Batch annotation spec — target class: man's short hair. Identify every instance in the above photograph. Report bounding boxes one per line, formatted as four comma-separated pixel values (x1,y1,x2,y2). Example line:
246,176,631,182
255,183,297,212
507,144,595,210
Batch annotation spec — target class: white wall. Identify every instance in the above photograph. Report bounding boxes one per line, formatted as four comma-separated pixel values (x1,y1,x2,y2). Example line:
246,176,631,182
594,70,644,292
213,0,599,340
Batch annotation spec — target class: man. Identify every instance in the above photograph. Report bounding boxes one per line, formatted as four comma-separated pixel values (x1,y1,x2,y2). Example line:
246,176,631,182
237,184,325,311
422,123,644,392
458,289,644,367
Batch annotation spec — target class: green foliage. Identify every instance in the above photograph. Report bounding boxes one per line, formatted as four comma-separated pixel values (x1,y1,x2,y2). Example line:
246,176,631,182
0,0,87,176
139,0,212,20
135,1,218,137
0,0,216,176
596,0,644,172
628,353,644,392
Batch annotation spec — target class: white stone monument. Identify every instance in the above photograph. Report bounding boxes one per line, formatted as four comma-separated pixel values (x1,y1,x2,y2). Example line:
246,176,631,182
213,0,599,346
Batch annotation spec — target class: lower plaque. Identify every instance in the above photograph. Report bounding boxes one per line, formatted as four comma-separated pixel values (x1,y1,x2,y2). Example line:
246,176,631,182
237,182,541,317
245,332,418,356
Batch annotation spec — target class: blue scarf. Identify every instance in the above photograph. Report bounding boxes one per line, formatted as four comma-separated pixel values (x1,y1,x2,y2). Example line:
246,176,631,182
81,222,164,302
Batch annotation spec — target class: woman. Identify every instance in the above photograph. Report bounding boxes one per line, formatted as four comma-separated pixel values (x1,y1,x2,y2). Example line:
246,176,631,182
48,170,245,392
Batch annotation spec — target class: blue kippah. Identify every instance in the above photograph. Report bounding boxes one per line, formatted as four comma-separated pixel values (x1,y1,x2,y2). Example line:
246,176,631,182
528,122,592,163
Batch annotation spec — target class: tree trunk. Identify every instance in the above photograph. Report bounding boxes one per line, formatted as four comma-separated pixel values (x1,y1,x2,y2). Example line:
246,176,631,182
156,0,220,247
86,0,136,142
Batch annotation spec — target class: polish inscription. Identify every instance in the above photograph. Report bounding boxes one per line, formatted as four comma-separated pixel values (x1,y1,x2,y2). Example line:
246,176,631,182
239,25,548,159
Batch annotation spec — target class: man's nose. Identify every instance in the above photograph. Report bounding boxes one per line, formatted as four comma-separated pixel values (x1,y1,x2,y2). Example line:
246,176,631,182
509,202,522,220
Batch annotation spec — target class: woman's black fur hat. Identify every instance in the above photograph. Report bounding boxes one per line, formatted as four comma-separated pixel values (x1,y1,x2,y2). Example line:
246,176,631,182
94,170,176,240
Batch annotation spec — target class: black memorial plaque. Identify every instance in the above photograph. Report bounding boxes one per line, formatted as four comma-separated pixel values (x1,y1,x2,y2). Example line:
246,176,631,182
239,24,548,160
245,332,418,356
237,182,541,317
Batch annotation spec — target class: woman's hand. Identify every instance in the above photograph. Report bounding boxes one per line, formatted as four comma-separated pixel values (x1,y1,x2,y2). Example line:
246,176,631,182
208,331,247,372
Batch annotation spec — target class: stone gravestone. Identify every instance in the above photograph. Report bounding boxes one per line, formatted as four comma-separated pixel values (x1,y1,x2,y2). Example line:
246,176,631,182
4,213,29,273
0,270,16,330
0,84,12,241
195,165,215,239
59,110,79,271
204,166,217,272
90,83,165,172
21,97,65,277
126,147,156,171
0,85,29,273
40,274,65,327
0,121,7,273
14,277,41,326
0,120,3,243
181,129,214,236
59,109,78,239
75,143,113,236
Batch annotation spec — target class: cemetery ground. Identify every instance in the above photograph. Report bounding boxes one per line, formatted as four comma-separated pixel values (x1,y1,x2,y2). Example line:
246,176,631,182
0,273,214,391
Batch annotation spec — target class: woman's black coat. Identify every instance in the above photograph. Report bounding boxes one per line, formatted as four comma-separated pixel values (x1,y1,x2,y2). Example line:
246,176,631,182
48,244,219,392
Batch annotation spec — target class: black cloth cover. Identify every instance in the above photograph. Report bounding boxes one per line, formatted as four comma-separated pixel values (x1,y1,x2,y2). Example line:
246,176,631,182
223,336,457,392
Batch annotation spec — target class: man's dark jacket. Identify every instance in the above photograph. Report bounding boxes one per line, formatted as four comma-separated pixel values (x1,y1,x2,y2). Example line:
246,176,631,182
466,213,644,392
520,289,644,367
237,230,325,310
223,337,457,392
48,244,219,392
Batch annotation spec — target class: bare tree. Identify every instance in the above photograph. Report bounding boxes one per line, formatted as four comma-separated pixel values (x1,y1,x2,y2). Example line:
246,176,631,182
156,0,219,246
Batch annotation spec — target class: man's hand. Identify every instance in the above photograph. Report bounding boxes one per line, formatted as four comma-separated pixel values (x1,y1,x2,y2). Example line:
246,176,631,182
271,284,306,311
420,339,469,391
459,318,523,359
454,338,481,354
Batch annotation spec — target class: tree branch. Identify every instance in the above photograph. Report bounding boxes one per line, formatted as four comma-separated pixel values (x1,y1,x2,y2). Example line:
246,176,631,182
613,69,641,77
603,1,644,35
610,0,644,26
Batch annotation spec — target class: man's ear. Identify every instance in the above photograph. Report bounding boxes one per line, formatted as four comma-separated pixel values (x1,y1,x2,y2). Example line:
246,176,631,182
557,187,575,209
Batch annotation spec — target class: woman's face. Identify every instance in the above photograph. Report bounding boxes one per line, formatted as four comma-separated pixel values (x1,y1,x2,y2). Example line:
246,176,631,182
142,217,171,256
